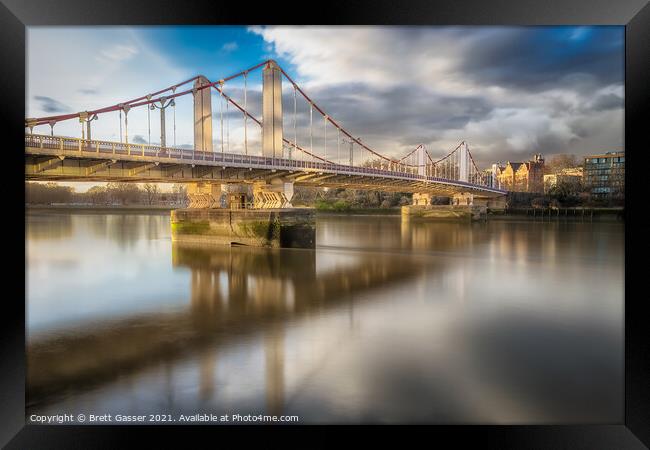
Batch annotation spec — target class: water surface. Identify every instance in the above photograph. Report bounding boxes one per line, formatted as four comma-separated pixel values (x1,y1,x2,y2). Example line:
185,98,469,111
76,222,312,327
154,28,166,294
26,210,624,424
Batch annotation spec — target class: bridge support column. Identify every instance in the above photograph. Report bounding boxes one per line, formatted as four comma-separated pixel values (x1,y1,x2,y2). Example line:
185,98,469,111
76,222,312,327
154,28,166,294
253,180,294,209
193,76,213,152
262,61,283,158
488,195,507,210
412,192,432,206
477,195,507,212
451,192,474,206
403,191,487,221
221,184,248,209
187,182,221,209
171,207,314,248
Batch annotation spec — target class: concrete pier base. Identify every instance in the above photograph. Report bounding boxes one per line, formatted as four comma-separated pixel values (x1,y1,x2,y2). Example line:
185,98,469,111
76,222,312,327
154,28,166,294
401,204,487,221
171,208,315,248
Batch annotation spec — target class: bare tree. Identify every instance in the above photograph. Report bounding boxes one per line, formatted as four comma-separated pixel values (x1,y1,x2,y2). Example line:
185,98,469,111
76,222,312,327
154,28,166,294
87,186,108,205
171,183,188,206
143,183,160,205
106,182,141,205
25,182,74,204
545,154,580,174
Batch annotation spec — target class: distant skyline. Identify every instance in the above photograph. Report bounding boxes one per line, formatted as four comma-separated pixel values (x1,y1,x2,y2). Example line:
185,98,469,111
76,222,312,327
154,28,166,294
27,26,624,191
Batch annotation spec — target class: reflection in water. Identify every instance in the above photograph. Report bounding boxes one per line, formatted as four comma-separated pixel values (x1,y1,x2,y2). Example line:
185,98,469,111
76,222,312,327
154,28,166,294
26,211,624,423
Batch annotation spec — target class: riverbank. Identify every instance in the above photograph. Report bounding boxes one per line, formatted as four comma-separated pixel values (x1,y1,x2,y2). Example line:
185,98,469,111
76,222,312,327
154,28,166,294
491,206,624,221
26,204,177,213
25,204,625,222
313,207,400,216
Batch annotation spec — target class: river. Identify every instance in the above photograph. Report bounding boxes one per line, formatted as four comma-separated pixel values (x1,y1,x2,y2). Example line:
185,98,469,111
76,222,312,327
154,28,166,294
25,210,624,424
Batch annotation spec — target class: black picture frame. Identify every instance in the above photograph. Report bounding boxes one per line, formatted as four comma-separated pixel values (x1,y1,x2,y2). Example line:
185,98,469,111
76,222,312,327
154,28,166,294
1,0,647,447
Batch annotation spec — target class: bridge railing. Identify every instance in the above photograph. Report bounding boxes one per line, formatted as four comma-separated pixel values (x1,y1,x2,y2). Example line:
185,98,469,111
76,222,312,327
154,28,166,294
25,134,504,193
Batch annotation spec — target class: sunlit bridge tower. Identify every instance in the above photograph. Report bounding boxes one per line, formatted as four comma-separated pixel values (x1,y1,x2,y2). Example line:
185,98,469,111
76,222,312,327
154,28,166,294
193,75,213,152
262,60,283,158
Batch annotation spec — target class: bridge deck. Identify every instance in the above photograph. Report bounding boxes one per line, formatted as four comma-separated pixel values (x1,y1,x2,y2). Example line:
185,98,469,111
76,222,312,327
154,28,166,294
25,134,507,197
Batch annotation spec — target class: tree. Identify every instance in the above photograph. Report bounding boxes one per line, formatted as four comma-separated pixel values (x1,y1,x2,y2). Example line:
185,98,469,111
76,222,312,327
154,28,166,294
548,179,583,206
106,182,141,205
87,186,108,205
25,182,74,204
545,154,580,174
171,183,188,206
143,183,160,205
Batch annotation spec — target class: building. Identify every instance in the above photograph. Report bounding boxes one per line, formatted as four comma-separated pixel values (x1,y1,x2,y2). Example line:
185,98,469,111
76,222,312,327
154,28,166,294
496,154,545,193
583,151,624,199
543,167,583,193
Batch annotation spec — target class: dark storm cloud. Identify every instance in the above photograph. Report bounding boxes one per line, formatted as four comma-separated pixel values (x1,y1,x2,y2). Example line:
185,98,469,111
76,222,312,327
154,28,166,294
288,83,494,149
33,95,71,113
457,27,624,93
534,133,575,155
590,92,623,111
214,83,492,152
249,26,625,162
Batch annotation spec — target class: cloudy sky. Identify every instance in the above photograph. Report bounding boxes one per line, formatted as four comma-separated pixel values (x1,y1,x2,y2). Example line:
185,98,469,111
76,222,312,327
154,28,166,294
27,25,624,173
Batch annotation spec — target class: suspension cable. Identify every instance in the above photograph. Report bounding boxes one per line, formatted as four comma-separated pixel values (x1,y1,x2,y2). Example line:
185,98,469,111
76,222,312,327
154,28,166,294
124,108,129,144
220,85,224,154
27,58,484,173
27,60,271,127
226,92,230,154
244,72,248,155
337,127,340,164
293,84,297,161
172,96,176,148
324,115,327,160
147,95,152,145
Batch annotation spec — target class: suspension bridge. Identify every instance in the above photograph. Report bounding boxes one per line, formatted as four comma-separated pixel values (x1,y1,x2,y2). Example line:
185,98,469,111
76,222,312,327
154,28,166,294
25,60,506,210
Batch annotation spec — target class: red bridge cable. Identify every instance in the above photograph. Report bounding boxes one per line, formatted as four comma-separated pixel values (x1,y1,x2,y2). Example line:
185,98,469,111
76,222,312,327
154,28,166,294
211,85,334,164
26,60,271,127
278,67,401,165
26,58,485,176
278,64,470,171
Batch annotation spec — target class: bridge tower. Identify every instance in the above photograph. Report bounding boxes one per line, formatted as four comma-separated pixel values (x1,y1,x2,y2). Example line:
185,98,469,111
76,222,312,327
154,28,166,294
262,61,283,158
417,145,426,177
459,141,469,182
193,76,213,152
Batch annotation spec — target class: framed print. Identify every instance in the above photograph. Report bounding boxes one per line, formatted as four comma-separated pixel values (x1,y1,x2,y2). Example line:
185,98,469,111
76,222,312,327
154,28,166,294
1,0,648,447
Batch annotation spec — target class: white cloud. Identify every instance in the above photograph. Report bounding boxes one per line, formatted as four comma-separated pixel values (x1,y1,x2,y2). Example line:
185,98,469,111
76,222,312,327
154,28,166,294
220,41,238,53
96,44,138,63
25,26,624,170
249,26,624,166
27,27,192,145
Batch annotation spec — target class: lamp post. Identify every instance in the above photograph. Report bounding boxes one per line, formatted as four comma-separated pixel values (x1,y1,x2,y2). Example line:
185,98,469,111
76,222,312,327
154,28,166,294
341,137,360,167
79,111,98,142
150,96,175,148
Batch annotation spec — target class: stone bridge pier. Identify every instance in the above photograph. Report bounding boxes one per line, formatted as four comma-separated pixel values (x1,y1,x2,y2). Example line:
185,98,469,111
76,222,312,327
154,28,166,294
402,191,507,221
172,59,316,249
174,180,314,248
412,192,432,206
451,192,474,206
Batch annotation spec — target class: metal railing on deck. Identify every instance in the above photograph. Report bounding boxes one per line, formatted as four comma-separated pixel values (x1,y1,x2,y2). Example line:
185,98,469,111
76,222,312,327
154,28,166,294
25,134,506,194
